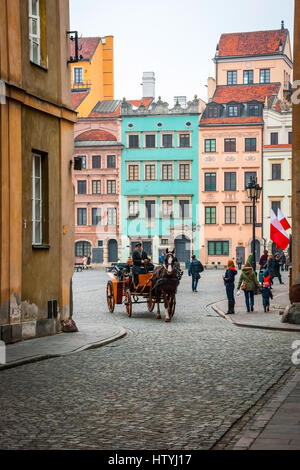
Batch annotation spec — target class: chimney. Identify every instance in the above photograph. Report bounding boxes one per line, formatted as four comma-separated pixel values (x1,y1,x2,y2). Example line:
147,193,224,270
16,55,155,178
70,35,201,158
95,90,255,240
142,71,155,98
207,77,216,102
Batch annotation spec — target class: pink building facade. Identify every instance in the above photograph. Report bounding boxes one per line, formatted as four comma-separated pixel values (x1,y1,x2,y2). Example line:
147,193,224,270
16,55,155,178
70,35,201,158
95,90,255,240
199,26,292,267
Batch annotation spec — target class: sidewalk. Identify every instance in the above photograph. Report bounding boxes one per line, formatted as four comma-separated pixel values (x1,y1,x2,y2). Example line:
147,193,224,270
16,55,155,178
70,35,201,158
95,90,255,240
0,324,126,371
234,370,300,450
212,279,300,332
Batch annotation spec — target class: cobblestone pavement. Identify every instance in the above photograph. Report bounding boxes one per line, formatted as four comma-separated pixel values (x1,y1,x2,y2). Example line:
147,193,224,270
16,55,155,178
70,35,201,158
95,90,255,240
0,269,298,450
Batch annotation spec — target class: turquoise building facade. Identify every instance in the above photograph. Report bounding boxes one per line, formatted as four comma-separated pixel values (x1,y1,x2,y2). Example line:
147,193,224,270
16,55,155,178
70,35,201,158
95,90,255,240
120,97,200,263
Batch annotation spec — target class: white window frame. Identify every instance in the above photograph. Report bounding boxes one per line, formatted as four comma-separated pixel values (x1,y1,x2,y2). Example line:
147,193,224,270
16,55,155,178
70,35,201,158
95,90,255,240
92,180,101,194
107,180,116,194
178,161,191,180
161,199,174,218
144,133,157,149
128,200,139,218
29,0,40,65
144,162,157,181
107,207,117,225
73,67,83,84
32,153,42,244
127,162,140,181
178,131,192,148
160,162,174,181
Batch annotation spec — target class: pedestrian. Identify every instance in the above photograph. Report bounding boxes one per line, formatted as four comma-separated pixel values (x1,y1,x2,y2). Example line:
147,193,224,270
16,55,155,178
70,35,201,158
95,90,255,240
237,262,261,312
188,255,204,292
236,255,243,270
261,269,273,312
87,253,91,267
259,249,268,270
159,252,165,265
267,254,275,284
285,252,290,271
246,253,253,266
279,251,286,271
222,260,237,314
274,253,284,284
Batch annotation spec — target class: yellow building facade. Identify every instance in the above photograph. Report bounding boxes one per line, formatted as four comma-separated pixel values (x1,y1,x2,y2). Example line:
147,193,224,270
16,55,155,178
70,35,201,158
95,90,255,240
70,36,114,117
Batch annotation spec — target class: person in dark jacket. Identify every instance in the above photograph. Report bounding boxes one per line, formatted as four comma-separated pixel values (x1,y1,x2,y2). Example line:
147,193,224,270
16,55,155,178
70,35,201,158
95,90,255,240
261,269,273,312
188,255,204,292
259,250,268,270
159,252,165,265
236,255,243,270
279,252,286,272
223,260,237,314
237,263,261,312
274,253,284,284
132,243,153,286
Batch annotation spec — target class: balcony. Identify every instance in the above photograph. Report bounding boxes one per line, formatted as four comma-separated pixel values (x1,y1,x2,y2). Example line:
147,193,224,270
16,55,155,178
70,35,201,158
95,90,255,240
72,80,92,91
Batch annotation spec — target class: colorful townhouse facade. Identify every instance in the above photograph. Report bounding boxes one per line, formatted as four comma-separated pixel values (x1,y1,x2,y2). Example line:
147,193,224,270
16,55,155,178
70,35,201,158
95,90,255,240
70,36,114,117
199,25,292,267
263,100,292,252
120,97,203,264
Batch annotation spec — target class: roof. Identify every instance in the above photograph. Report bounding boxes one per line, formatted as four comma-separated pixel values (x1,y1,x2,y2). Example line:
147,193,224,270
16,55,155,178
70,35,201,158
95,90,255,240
201,116,263,125
212,83,280,104
218,29,288,57
72,91,89,109
75,130,117,142
89,97,153,117
70,37,101,61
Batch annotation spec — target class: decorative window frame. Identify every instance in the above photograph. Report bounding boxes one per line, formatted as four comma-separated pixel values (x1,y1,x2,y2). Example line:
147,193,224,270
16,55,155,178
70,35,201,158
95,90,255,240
144,196,158,221
160,131,175,148
160,161,174,181
73,66,83,84
126,161,141,181
178,196,192,219
143,132,157,149
126,132,141,149
144,161,157,181
160,197,175,219
177,131,192,148
127,197,140,219
29,0,41,65
177,160,192,181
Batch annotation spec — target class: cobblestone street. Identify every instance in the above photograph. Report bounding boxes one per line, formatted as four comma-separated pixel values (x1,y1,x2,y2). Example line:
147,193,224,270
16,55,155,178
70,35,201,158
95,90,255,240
0,269,299,450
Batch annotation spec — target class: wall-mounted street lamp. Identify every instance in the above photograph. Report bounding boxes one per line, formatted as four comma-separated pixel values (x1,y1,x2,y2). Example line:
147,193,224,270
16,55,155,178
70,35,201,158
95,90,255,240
67,31,83,63
246,177,262,273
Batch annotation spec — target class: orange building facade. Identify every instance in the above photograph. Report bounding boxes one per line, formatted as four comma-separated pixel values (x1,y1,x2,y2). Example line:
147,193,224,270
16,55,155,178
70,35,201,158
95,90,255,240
199,26,292,266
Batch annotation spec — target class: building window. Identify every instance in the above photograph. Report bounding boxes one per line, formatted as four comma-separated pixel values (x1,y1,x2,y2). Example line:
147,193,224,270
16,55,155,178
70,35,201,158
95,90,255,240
245,206,255,224
207,106,219,118
271,163,281,180
260,69,270,83
92,208,101,226
243,70,253,84
161,163,173,180
73,67,83,84
224,172,236,191
29,0,40,65
107,180,116,194
128,164,139,181
161,200,173,218
77,180,87,194
225,206,236,224
75,241,91,257
32,153,42,244
128,135,139,148
76,155,86,169
92,180,101,194
161,239,169,245
179,134,190,147
162,134,173,148
77,208,87,226
271,201,281,214
208,241,229,256
271,132,278,145
205,139,216,152
205,172,216,191
227,71,237,85
244,171,257,189
179,163,191,180
179,200,190,218
228,105,238,117
224,138,236,152
245,138,257,151
145,164,156,181
128,200,139,218
107,155,116,168
145,200,156,219
205,207,216,224
145,134,156,148
92,155,101,169
248,104,259,116
107,208,117,225
288,131,292,144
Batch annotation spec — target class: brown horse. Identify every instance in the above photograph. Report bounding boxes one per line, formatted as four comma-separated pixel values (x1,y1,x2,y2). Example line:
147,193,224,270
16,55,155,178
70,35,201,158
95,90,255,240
150,249,180,322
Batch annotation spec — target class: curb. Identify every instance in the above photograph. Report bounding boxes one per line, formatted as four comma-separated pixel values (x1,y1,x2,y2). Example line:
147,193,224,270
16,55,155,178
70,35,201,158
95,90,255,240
212,304,300,333
0,328,127,371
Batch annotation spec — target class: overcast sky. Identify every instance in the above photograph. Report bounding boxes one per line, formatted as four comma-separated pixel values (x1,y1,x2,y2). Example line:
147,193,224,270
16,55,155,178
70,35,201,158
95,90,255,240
70,0,294,104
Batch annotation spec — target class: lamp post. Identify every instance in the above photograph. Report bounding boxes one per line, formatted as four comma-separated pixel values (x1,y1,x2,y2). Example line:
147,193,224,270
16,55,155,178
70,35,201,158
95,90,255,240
246,177,262,273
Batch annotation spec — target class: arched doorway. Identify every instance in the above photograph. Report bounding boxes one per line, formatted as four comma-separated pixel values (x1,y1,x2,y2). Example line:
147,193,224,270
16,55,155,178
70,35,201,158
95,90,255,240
174,235,190,262
75,241,91,258
108,239,118,262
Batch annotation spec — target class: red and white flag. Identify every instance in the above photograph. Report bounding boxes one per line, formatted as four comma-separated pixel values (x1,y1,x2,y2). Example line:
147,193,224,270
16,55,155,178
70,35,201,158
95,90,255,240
270,209,289,250
277,208,291,231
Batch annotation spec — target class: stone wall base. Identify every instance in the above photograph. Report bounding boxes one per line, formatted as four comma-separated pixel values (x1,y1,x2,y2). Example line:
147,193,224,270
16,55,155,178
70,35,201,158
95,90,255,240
0,318,60,344
281,303,300,325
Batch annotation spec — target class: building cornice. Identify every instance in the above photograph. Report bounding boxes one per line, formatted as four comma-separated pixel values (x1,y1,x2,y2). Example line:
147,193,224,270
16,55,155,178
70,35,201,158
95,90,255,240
213,53,293,68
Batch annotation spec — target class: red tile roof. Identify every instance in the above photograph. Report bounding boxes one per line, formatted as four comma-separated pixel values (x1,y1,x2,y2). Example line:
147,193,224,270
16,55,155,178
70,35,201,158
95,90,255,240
72,91,89,109
213,83,280,103
201,116,263,125
218,29,288,57
75,130,117,141
70,37,101,61
127,98,153,108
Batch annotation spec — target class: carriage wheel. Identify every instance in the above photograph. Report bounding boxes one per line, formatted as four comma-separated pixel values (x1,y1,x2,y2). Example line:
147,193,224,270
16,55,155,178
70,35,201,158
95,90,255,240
167,295,176,318
147,295,155,312
106,281,115,313
124,290,132,317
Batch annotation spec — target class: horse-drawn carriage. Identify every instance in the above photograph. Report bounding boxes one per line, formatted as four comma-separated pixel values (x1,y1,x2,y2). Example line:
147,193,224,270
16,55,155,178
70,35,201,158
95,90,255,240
106,252,181,322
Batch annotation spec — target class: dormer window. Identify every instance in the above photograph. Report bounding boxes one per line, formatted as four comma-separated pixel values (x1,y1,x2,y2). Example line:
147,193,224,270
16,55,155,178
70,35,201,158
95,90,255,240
228,105,239,117
248,104,260,116
207,106,219,118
